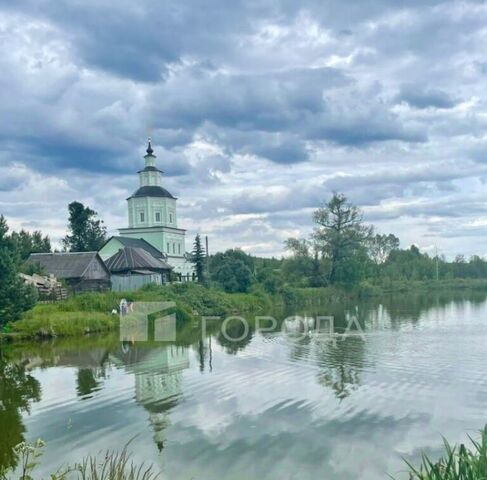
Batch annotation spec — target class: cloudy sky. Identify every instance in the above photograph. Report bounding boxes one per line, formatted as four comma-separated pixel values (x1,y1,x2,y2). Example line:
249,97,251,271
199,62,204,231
1,0,487,257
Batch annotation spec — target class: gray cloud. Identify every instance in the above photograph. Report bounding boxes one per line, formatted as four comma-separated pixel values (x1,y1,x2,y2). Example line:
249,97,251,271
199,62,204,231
397,84,459,109
1,0,487,256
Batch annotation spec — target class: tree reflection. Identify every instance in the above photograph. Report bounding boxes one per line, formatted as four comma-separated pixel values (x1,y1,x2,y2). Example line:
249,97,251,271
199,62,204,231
316,337,364,400
216,318,253,354
76,368,108,398
0,355,41,472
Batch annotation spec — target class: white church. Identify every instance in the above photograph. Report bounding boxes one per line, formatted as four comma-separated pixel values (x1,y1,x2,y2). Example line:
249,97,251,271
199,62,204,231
99,139,195,281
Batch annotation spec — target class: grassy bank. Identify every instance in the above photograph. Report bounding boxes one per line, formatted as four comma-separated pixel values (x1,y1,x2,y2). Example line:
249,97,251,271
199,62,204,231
1,283,272,341
3,278,487,341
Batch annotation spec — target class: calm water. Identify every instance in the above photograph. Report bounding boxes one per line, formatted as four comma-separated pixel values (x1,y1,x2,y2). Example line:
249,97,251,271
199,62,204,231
2,291,487,479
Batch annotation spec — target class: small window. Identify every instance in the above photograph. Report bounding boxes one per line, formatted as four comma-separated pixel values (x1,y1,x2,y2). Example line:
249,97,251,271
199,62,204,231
169,213,173,223
178,244,181,254
167,242,170,252
173,243,176,253
155,212,161,222
140,212,145,222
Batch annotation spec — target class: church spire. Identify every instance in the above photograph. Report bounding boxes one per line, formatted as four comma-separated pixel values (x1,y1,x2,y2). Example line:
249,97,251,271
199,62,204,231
146,137,154,156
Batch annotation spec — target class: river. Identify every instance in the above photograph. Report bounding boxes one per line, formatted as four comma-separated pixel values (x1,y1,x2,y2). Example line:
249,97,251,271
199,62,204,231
1,290,487,479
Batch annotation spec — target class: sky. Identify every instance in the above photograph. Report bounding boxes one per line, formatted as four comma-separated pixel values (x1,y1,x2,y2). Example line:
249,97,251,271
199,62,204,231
1,0,487,258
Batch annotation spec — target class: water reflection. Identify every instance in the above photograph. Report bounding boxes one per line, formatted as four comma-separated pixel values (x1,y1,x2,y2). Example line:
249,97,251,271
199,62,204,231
315,337,365,400
0,353,41,471
1,289,487,479
111,344,189,452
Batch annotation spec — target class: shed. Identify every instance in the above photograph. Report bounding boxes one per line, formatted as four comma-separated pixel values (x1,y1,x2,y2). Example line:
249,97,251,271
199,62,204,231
105,247,172,291
27,252,111,293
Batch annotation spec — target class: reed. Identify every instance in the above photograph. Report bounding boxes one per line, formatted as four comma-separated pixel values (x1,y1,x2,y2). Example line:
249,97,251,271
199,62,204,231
400,425,487,480
67,446,160,480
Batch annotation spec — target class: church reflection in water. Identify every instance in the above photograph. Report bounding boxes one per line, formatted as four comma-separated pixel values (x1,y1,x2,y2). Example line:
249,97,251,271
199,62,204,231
111,343,190,452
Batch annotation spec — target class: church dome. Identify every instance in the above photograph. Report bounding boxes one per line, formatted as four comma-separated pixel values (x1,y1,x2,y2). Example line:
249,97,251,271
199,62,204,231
128,185,177,200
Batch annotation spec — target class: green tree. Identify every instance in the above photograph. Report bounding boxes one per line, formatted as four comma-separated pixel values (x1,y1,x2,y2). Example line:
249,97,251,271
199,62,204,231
10,229,51,261
256,268,282,294
313,193,372,285
213,258,253,293
0,216,37,326
209,249,255,292
284,238,311,257
191,234,206,283
62,201,107,252
210,249,255,274
385,245,434,281
368,233,399,265
282,238,315,287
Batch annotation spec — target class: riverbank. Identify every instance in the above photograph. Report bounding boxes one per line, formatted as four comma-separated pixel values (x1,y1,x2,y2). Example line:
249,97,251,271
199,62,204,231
282,278,487,306
3,278,487,341
0,283,273,341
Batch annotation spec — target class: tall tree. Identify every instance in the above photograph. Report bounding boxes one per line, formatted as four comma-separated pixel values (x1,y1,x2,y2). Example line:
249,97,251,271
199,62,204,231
10,229,51,261
62,201,107,252
368,233,400,265
0,216,37,326
191,234,206,283
283,238,316,286
313,193,372,285
284,238,311,257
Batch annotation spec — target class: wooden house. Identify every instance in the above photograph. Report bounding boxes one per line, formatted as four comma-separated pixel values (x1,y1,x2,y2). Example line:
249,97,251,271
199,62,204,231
27,252,111,293
105,247,172,291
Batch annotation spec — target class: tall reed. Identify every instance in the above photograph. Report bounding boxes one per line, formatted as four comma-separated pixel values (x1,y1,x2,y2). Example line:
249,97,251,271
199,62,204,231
400,425,487,480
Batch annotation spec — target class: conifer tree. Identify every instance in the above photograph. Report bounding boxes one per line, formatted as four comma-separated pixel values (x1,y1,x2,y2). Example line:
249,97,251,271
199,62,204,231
191,234,206,284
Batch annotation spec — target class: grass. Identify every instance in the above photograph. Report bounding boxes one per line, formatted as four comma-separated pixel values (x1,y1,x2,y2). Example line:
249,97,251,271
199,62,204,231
4,278,487,341
5,311,118,339
399,425,487,480
1,283,273,341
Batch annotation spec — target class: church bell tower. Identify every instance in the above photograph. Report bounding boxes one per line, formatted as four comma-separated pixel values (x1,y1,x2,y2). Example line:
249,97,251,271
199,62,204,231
117,139,192,277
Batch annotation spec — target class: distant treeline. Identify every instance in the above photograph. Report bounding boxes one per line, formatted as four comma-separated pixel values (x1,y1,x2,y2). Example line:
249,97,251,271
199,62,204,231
205,193,487,293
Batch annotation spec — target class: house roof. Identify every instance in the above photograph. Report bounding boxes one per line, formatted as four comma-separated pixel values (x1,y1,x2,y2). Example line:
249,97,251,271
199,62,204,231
103,236,164,259
28,252,107,279
105,247,173,273
127,185,176,200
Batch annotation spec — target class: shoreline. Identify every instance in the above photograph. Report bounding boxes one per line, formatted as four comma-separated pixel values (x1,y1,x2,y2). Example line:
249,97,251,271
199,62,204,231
3,279,487,342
